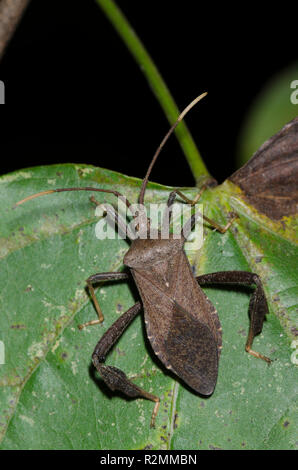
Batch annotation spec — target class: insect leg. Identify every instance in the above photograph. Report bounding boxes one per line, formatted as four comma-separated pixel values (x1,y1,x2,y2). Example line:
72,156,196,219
196,271,272,363
201,212,238,234
92,301,160,427
181,210,238,240
167,186,206,206
90,195,136,240
78,272,130,329
162,186,206,232
162,188,237,238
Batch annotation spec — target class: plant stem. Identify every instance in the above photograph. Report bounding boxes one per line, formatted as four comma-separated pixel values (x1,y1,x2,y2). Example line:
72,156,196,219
95,0,210,185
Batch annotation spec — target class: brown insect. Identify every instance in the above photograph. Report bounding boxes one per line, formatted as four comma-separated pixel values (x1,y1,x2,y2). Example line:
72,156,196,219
16,94,271,427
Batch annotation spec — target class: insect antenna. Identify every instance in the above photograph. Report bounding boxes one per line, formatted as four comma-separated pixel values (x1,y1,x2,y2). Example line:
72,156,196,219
15,93,206,211
138,92,207,205
15,187,132,209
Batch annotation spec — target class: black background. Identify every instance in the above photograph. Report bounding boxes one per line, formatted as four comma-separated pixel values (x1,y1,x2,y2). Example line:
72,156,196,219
0,0,296,187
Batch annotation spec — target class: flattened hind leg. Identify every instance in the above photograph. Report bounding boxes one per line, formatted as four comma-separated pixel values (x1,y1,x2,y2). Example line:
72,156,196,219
196,271,272,363
92,301,160,427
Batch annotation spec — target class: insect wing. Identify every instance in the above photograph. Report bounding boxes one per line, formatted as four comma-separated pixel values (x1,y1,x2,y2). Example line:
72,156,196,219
164,302,219,396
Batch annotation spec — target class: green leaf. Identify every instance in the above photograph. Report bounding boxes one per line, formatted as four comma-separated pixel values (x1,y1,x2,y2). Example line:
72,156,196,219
0,164,297,449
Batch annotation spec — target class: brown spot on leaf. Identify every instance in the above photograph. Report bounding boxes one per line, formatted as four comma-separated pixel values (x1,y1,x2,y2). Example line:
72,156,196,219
229,118,298,220
173,412,179,429
143,444,153,450
10,324,26,329
116,303,123,314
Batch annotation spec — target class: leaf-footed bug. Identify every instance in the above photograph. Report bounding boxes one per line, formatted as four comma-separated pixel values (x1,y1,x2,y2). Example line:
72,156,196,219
15,93,271,427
